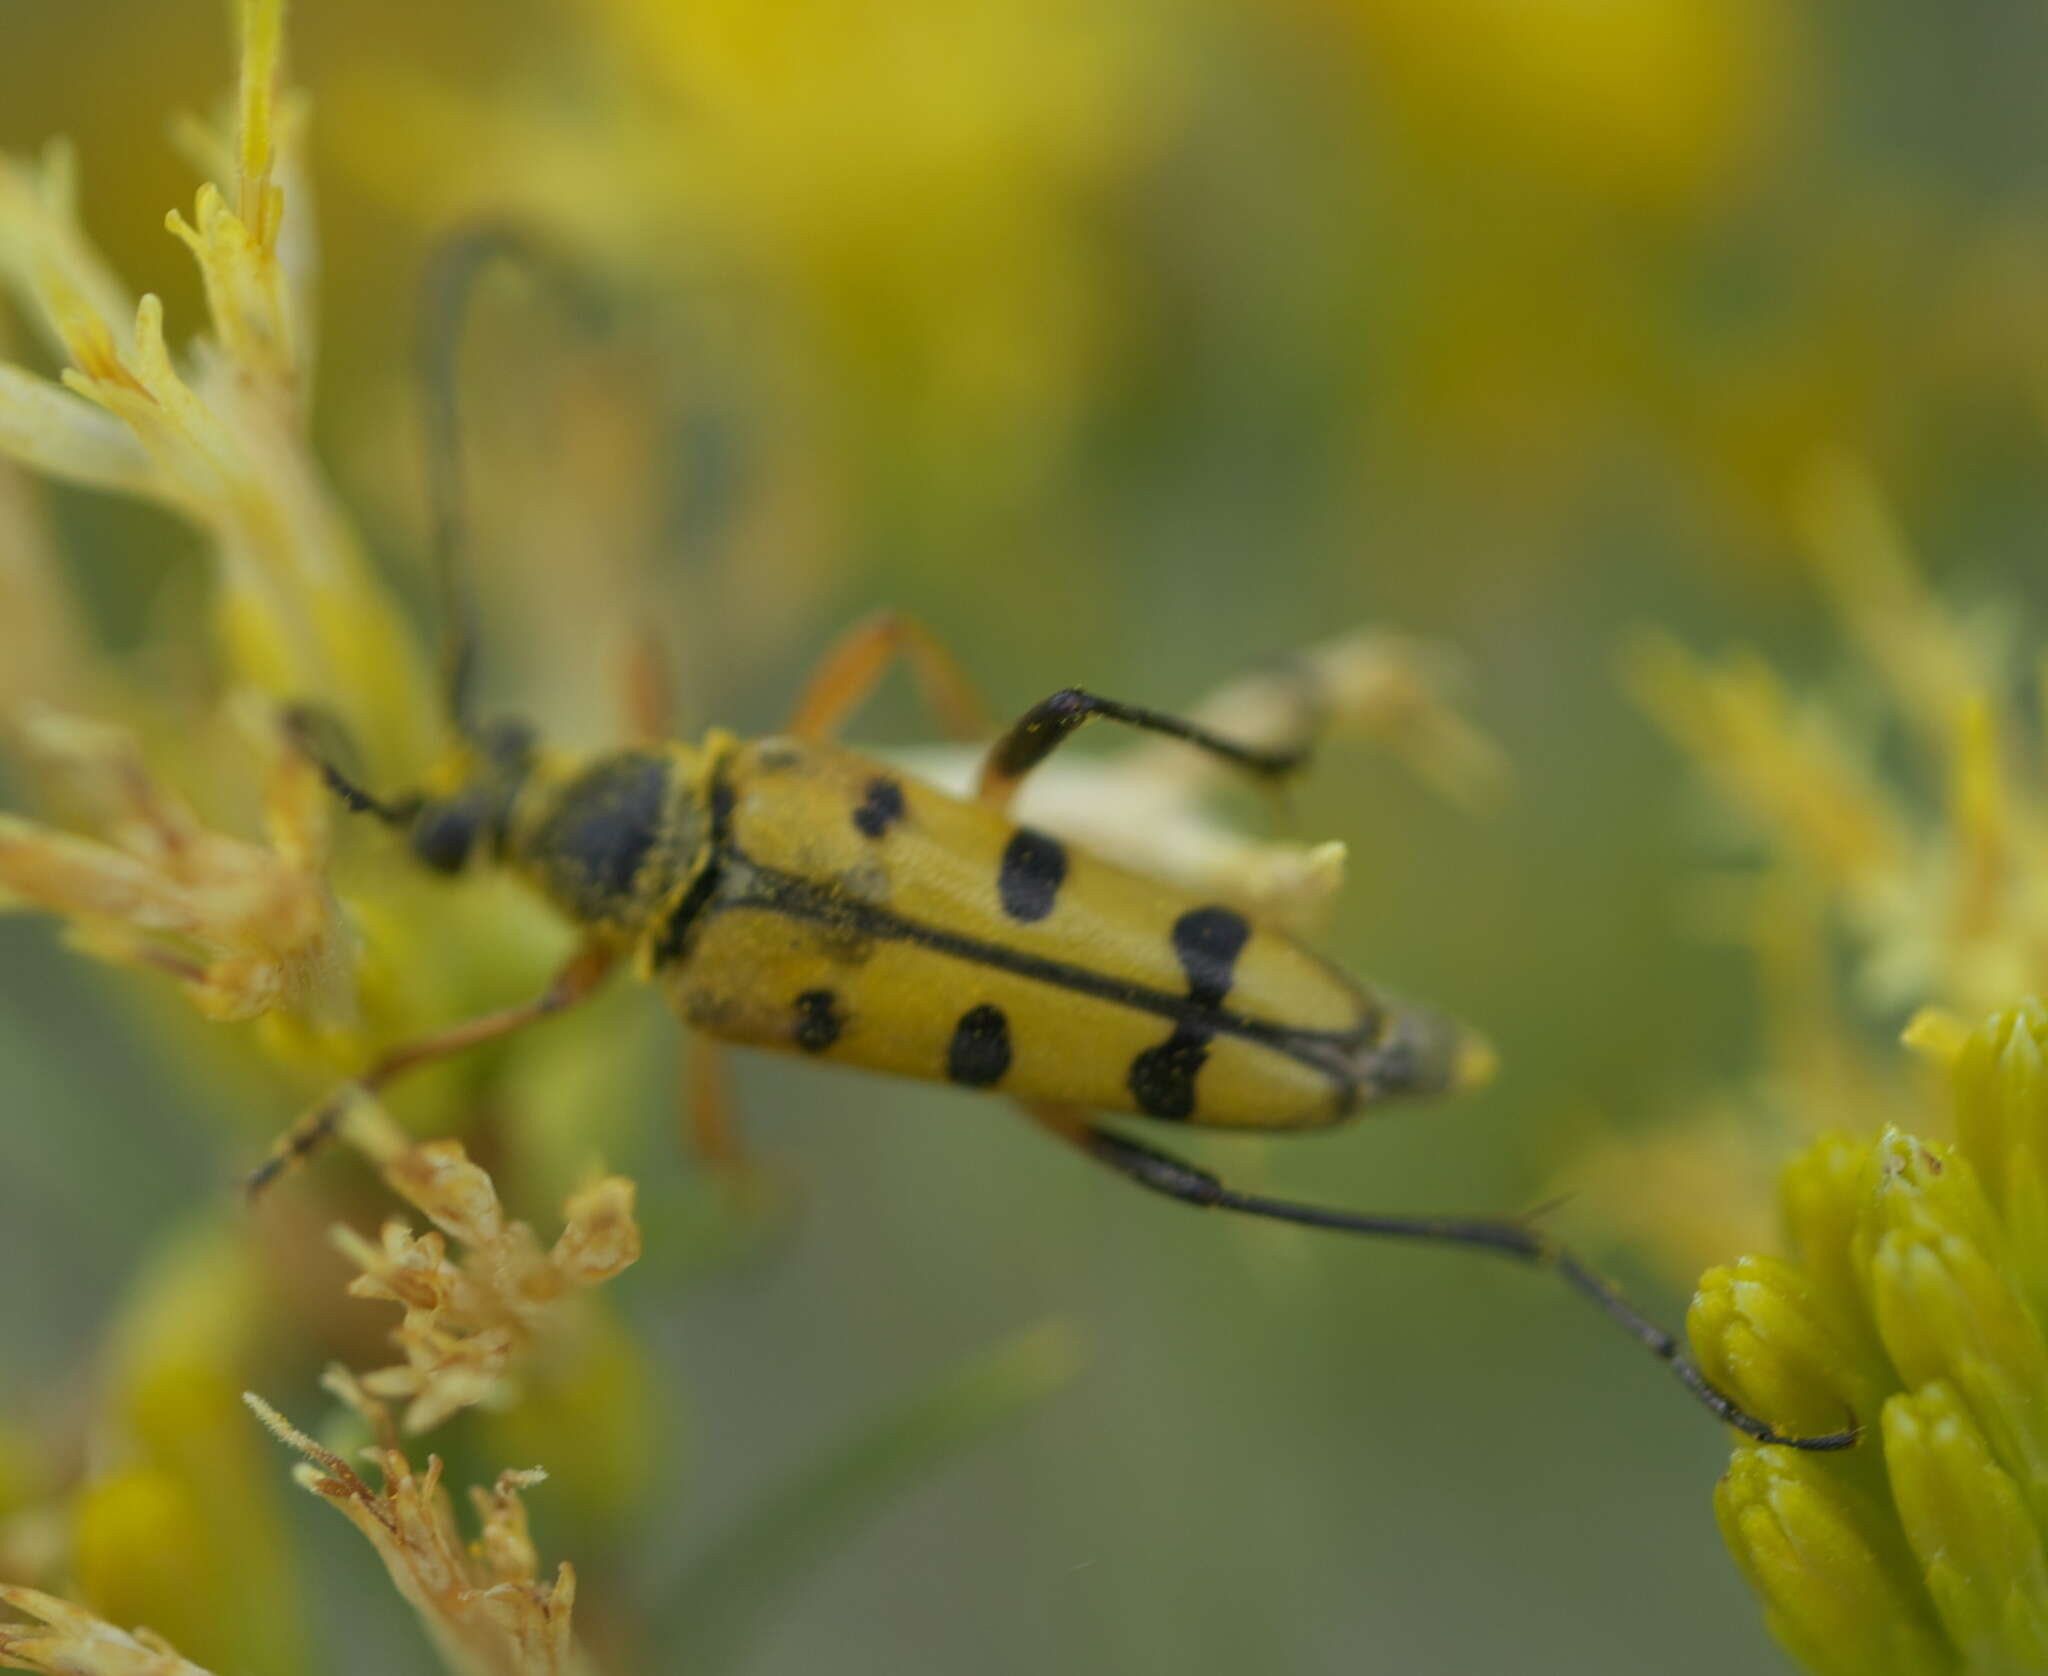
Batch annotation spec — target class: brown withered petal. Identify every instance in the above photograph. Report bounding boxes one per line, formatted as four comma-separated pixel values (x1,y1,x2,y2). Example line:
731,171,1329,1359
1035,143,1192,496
333,1099,642,1433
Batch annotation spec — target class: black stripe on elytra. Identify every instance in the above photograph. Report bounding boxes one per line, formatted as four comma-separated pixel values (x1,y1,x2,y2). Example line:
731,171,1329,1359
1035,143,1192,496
651,759,738,967
1126,905,1250,1119
714,859,1370,1088
997,828,1066,922
946,1004,1012,1086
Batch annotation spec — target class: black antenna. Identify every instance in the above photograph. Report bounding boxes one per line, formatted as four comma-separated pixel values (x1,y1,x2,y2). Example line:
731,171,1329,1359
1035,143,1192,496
418,224,607,739
418,227,526,737
281,707,419,827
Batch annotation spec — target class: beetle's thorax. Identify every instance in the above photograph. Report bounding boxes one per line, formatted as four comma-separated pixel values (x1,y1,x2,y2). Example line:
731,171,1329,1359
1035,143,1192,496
504,735,725,950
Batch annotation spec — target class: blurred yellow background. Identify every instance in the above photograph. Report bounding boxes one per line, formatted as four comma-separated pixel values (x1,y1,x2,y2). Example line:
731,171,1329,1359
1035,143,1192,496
4,1,2048,1672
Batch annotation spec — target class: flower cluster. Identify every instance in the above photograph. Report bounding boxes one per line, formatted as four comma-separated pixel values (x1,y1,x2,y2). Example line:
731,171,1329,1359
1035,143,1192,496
328,0,1179,552
0,704,346,1024
1570,456,2048,1282
1693,1002,2048,1675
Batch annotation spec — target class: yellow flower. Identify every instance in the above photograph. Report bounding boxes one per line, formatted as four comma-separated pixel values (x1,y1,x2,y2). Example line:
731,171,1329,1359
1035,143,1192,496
0,11,642,1666
1314,0,1793,216
1570,457,2046,1282
1695,1002,2048,1675
327,0,1182,529
0,0,578,1111
1635,457,2048,1024
0,30,436,769
68,1218,306,1676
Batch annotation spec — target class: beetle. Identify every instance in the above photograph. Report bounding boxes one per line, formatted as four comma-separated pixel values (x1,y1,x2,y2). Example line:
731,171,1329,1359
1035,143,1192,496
254,229,1853,1453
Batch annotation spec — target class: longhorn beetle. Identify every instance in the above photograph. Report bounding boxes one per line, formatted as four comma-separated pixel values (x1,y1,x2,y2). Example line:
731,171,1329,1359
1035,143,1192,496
253,228,1855,1453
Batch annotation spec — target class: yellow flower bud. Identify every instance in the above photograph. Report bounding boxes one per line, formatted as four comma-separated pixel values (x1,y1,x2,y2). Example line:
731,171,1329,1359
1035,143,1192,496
1779,1134,1890,1357
1690,1255,1878,1441
1884,1383,2048,1669
1715,1443,1955,1676
1954,1003,2048,1330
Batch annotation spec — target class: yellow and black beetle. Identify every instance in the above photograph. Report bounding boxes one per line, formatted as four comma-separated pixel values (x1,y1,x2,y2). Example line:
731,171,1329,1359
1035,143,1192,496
256,230,1854,1454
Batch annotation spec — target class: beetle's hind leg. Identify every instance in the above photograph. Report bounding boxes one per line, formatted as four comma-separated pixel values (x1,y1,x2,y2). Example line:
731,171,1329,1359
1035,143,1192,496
246,941,616,1196
977,690,1310,815
1016,1101,1857,1452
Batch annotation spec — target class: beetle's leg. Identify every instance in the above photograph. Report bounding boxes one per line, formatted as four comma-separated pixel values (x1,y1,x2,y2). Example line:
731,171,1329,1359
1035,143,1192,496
1016,1101,1859,1453
977,689,1309,814
624,627,679,742
684,1033,747,1170
787,610,994,743
245,941,618,1196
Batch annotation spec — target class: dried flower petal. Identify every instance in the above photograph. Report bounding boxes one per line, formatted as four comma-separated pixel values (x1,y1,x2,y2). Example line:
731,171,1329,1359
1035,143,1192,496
245,1391,577,1676
0,706,347,1024
335,1099,641,1432
0,1585,217,1676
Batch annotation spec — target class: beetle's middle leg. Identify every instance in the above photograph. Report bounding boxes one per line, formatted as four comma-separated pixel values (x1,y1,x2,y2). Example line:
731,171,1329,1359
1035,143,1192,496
787,610,994,743
976,689,1309,814
684,1032,748,1170
246,940,617,1195
1015,1100,1858,1453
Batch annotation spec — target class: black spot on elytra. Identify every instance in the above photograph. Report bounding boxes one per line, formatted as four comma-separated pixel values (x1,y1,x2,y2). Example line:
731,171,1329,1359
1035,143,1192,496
946,1004,1012,1086
1129,1027,1210,1120
1171,905,1250,1007
1124,906,1249,1119
793,989,845,1052
852,776,906,838
998,828,1066,922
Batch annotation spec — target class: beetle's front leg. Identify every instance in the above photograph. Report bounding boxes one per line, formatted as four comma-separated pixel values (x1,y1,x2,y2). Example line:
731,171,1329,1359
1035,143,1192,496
246,940,617,1195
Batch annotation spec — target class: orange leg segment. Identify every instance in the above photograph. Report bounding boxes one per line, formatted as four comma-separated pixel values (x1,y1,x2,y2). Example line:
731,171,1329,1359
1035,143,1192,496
684,1032,747,1171
787,610,994,744
246,941,618,1195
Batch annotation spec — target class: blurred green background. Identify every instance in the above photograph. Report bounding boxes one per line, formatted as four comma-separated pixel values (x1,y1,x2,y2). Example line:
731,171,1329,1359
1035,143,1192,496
5,1,2048,1672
